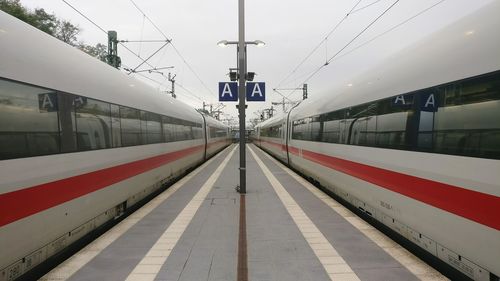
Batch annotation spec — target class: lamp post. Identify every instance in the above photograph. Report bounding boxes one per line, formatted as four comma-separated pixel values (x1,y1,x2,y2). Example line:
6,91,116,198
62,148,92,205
217,24,264,194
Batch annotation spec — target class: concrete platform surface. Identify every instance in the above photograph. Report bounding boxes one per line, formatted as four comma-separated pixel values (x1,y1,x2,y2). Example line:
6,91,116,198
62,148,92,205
41,144,446,281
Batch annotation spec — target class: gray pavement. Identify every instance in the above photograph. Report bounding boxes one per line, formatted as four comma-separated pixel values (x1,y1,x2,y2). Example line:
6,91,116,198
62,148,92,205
62,144,423,281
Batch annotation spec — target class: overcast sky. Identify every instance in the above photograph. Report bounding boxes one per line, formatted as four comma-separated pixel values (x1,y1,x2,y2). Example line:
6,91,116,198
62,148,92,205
21,0,494,126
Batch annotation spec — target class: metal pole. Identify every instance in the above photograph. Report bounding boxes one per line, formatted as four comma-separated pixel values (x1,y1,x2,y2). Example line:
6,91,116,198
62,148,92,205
238,0,246,193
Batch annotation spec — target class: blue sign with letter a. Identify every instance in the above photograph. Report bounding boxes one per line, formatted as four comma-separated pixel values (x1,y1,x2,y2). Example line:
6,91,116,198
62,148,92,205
219,82,238,102
419,92,439,112
246,82,265,102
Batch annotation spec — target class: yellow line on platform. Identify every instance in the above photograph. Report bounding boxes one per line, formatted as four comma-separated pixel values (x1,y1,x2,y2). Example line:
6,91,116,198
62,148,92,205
248,146,361,281
40,146,232,281
257,145,447,281
125,145,237,281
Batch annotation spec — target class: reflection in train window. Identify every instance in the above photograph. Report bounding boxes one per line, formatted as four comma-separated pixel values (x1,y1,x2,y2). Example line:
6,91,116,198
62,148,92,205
261,123,281,138
76,97,112,150
110,104,121,147
162,116,174,142
120,106,141,146
58,93,77,153
140,110,148,145
0,79,211,159
0,79,60,159
290,70,500,159
146,112,162,144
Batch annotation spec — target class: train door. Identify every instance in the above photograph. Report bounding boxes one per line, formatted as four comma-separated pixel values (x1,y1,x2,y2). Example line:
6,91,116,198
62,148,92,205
285,108,295,165
200,114,207,160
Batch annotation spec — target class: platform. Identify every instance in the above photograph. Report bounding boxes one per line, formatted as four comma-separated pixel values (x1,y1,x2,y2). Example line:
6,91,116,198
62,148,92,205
40,144,446,281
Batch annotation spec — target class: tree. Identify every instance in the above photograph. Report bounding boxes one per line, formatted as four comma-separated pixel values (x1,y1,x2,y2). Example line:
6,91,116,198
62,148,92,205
31,8,57,35
78,42,108,61
0,0,30,24
1,0,106,59
55,20,80,46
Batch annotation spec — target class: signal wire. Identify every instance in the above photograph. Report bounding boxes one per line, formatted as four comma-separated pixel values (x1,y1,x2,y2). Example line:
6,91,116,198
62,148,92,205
286,0,401,99
60,0,207,104
335,0,446,62
61,0,107,34
128,0,217,99
275,0,363,89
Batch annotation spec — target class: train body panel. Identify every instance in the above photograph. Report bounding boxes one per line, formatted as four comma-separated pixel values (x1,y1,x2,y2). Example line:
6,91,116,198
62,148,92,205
204,115,231,158
255,2,500,279
255,114,288,162
286,139,499,278
0,11,230,279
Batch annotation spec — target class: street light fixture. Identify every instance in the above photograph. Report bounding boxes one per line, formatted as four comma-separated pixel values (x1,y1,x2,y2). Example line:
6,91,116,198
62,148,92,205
217,40,266,47
217,38,265,194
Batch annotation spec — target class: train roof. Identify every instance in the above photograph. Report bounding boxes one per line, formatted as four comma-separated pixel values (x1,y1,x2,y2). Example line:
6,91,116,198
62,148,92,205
254,111,288,129
0,11,203,123
290,1,500,120
203,113,229,129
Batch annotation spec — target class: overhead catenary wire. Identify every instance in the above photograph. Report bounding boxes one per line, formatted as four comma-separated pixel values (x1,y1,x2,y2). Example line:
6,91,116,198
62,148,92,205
128,0,216,100
138,14,146,57
131,70,204,104
335,0,446,62
352,0,386,14
286,0,401,99
284,0,446,100
275,0,363,89
61,0,107,34
60,0,207,104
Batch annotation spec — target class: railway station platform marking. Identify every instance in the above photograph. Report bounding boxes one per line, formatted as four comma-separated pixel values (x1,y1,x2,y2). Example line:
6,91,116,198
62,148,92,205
248,146,361,281
40,146,231,281
125,145,237,281
256,146,448,281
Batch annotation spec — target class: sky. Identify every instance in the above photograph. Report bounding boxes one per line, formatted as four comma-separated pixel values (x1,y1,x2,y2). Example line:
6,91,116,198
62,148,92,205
20,0,494,127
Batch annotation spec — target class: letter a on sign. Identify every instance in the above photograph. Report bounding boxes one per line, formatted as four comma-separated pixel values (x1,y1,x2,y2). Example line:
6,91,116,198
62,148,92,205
219,82,238,101
420,92,438,112
246,82,266,101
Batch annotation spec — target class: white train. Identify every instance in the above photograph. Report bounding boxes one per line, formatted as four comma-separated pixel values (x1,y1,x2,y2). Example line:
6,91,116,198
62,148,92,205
0,11,230,280
255,2,499,280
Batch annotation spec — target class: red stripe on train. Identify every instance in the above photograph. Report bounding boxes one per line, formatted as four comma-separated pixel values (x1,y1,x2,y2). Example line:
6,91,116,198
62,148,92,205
259,138,286,151
261,139,500,230
0,145,205,227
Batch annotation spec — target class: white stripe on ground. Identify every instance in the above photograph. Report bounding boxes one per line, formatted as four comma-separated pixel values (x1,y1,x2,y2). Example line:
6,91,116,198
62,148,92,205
40,145,233,281
257,145,448,281
248,146,361,281
124,145,237,281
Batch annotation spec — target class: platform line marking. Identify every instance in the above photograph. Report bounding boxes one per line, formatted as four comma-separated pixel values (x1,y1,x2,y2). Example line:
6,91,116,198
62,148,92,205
248,146,361,281
40,146,233,281
125,145,237,281
257,146,448,281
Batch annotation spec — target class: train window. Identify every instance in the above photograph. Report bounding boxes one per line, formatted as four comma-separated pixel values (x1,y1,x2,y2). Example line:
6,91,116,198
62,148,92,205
310,116,321,141
76,97,112,150
146,112,162,144
172,120,183,141
0,79,60,159
140,111,148,145
288,70,500,159
193,123,203,139
216,127,228,138
292,119,309,140
261,124,281,138
433,71,500,158
321,110,344,143
162,116,174,142
110,104,121,147
376,98,412,149
120,106,141,146
58,93,77,152
176,123,190,141
209,126,216,138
